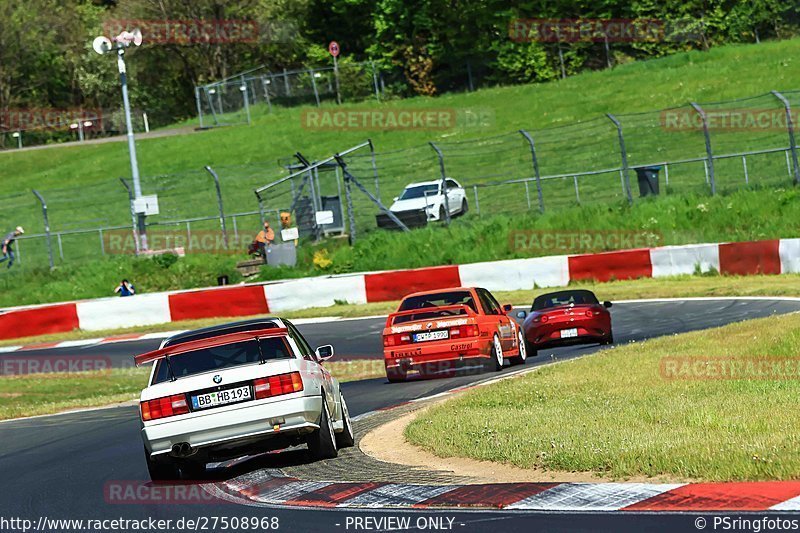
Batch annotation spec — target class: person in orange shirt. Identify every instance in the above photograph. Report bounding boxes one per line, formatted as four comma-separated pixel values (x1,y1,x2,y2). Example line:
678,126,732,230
254,221,275,260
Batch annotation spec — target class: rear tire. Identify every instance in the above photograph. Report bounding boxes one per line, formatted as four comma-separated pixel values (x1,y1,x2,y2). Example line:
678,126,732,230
488,334,504,372
508,329,528,366
438,205,446,221
336,394,355,449
459,199,468,216
308,401,338,460
602,333,614,346
386,366,407,383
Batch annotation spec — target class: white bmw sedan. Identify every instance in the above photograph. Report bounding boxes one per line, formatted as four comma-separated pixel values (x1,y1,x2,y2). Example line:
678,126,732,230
134,318,354,481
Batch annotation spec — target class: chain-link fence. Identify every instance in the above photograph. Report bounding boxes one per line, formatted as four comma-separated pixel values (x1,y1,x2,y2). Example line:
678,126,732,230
4,88,800,271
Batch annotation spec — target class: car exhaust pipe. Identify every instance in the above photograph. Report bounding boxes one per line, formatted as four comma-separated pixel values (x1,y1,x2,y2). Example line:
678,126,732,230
171,442,194,457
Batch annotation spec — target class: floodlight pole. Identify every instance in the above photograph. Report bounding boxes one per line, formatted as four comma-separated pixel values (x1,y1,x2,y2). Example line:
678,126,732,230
117,47,147,250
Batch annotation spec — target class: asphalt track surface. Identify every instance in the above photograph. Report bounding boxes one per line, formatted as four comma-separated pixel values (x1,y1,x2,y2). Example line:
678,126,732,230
2,298,800,532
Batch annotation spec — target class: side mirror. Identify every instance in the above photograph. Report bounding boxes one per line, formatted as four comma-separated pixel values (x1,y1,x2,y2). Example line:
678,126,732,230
604,301,612,308
515,310,527,319
315,344,334,361
502,303,513,313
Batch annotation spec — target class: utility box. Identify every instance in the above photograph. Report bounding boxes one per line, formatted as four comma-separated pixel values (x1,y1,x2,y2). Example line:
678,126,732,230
635,166,661,197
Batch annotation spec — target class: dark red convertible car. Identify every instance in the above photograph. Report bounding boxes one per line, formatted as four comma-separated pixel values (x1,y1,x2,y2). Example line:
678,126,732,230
517,289,613,356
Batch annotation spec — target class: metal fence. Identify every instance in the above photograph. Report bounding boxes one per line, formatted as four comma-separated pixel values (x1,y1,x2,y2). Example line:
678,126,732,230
195,60,489,128
4,88,800,271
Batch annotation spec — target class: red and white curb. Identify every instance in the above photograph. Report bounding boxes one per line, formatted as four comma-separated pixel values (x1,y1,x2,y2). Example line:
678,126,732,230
1,237,798,341
205,474,800,511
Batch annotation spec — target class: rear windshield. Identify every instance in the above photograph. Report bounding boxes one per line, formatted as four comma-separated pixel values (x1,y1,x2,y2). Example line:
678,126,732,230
394,291,475,324
151,337,292,384
532,290,599,311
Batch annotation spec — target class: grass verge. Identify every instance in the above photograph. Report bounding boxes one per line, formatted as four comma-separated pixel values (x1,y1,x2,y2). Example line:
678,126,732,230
3,273,800,347
406,312,800,481
0,360,386,421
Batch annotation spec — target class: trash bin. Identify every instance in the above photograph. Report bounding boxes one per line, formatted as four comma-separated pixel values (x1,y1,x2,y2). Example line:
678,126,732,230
635,166,661,197
217,275,229,286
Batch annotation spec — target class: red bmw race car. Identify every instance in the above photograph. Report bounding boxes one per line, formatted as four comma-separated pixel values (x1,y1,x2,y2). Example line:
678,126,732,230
382,287,527,382
517,289,613,356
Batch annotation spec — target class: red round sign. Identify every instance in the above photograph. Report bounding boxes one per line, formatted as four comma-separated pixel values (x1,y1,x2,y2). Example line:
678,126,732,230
328,41,340,57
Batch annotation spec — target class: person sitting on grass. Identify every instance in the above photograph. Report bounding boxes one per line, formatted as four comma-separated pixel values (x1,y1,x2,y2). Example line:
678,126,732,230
0,226,24,269
114,279,136,297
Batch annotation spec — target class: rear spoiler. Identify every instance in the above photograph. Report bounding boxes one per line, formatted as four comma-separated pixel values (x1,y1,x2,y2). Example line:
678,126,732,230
134,327,288,367
387,304,475,325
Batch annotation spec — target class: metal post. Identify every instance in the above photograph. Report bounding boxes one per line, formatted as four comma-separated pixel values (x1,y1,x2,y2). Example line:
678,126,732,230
57,233,64,260
573,176,581,204
334,154,409,233
742,156,749,184
466,61,474,92
664,164,670,186
343,167,356,244
606,114,633,204
77,121,84,142
186,221,191,251
283,68,291,96
368,139,380,200
310,69,321,107
690,102,716,195
232,215,239,240
240,75,251,125
519,129,545,213
194,86,204,128
771,91,800,185
703,160,710,185
524,181,531,209
371,60,380,101
787,150,793,179
473,185,480,215
32,190,54,269
204,166,229,248
429,142,451,225
99,229,106,255
261,76,272,113
117,47,147,249
119,177,141,255
333,55,342,105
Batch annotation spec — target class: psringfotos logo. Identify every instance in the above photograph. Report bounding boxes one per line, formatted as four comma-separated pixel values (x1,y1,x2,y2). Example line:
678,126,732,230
301,107,494,131
509,230,663,255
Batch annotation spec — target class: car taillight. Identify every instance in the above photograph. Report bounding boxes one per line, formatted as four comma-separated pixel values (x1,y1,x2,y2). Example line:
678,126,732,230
450,324,478,338
383,333,412,347
253,372,303,400
140,394,189,422
539,314,549,323
586,309,594,317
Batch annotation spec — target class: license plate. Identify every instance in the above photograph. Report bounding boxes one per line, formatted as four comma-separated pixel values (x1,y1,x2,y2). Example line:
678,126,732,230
413,330,449,342
560,328,578,339
192,385,251,410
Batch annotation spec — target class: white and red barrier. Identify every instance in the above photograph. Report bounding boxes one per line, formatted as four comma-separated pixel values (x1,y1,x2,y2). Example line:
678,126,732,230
1,237,798,341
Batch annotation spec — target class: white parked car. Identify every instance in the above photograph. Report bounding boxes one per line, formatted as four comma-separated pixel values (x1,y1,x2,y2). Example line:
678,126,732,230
389,178,468,221
134,318,354,481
